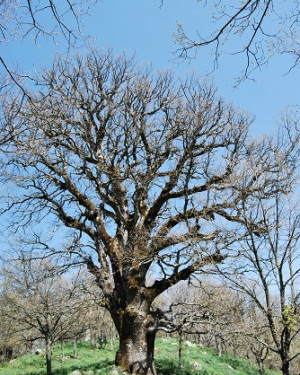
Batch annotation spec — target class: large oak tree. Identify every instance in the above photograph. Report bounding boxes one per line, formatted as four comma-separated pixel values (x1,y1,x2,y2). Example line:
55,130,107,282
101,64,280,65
1,51,297,374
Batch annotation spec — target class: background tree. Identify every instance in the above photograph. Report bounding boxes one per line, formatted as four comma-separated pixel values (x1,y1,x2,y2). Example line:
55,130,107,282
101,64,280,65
0,292,27,361
246,303,275,375
170,0,300,81
0,257,87,375
1,50,298,375
219,189,300,375
77,270,117,351
159,281,260,363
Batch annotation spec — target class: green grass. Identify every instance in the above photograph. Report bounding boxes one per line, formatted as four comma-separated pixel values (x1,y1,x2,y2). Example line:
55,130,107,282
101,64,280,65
0,338,280,375
155,338,279,375
0,341,115,375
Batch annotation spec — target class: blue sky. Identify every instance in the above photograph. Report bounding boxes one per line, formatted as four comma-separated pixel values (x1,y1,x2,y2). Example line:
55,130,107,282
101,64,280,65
0,0,299,271
3,0,299,138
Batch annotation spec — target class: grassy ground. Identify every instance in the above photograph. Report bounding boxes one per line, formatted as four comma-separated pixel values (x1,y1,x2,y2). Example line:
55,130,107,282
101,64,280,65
0,338,280,375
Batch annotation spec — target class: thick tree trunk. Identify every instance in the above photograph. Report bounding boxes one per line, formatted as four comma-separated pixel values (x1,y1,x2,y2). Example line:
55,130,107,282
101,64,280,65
113,307,157,375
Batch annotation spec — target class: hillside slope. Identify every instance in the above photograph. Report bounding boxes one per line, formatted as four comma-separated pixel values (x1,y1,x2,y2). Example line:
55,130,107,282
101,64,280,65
0,338,280,375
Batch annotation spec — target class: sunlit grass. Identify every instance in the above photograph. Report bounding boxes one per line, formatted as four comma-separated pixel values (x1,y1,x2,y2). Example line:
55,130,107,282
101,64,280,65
0,341,115,375
0,338,280,375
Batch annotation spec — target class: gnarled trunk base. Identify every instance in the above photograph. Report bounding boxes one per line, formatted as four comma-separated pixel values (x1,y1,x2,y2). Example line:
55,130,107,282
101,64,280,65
114,309,157,375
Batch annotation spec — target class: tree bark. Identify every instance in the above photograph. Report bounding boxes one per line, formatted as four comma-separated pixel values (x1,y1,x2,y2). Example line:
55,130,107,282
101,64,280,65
61,339,65,361
45,338,52,375
73,338,77,359
178,331,183,369
255,358,266,375
113,307,158,375
280,328,291,375
281,359,290,375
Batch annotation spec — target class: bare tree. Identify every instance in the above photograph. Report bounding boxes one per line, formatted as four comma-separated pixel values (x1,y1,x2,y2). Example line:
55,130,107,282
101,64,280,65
1,50,298,374
159,281,258,363
169,0,300,81
80,270,117,350
0,294,25,361
0,257,87,375
220,189,300,375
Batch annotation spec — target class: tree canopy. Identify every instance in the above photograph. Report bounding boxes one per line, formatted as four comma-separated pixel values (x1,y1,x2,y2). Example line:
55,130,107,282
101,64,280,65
1,50,299,374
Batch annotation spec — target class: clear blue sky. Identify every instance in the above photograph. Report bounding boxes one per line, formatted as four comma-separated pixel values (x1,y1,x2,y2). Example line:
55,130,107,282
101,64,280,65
3,0,299,137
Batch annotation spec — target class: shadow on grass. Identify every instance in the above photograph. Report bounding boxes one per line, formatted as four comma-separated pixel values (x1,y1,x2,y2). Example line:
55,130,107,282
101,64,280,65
53,358,199,375
155,358,202,375
51,358,115,375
